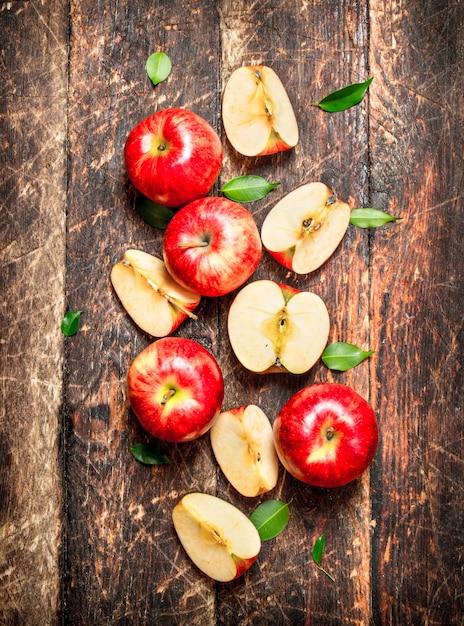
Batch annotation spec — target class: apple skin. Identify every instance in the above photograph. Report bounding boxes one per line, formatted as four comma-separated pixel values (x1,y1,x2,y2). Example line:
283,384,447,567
273,383,378,488
127,337,224,442
162,196,262,297
124,108,223,209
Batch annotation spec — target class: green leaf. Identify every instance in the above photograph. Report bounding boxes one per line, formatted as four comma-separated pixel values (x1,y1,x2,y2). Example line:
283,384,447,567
312,534,335,582
146,51,172,85
315,76,374,112
322,342,375,372
136,197,175,229
349,208,402,228
220,175,280,202
131,443,172,465
61,310,82,336
249,500,291,541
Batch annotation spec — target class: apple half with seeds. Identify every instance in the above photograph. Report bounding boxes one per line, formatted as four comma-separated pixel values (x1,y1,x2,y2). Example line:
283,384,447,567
261,182,351,274
172,492,261,582
222,65,299,157
227,279,330,374
210,405,279,497
111,249,200,337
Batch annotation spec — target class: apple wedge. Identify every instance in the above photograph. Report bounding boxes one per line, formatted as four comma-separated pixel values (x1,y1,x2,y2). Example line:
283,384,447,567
172,492,261,582
261,182,351,274
210,405,279,497
111,249,200,337
222,65,299,157
227,280,330,374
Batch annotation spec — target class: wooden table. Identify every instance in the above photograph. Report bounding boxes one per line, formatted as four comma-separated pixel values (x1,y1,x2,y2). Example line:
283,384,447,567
1,1,463,624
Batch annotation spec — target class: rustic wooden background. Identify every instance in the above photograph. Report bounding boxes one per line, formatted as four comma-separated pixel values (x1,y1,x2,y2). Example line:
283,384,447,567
1,1,463,624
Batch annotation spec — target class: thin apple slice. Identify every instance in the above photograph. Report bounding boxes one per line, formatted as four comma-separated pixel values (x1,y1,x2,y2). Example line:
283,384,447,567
227,280,330,374
261,182,351,274
210,405,279,497
172,492,261,582
222,65,299,157
111,249,200,337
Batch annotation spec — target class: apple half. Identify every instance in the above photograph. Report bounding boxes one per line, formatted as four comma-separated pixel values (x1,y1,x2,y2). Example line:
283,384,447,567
222,65,299,157
111,249,200,337
210,405,279,497
261,182,351,274
227,280,330,374
172,492,261,582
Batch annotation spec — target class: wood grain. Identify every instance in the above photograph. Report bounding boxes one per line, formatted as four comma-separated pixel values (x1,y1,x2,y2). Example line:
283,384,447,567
0,1,68,624
1,0,463,624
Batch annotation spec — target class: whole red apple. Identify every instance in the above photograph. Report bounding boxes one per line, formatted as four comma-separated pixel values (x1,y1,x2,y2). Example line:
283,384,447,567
128,337,224,442
124,108,223,209
273,383,378,488
162,196,262,297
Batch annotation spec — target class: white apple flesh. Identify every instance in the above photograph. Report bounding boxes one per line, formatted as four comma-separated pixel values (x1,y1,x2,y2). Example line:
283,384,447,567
172,492,261,582
110,250,201,337
227,280,330,374
210,405,279,497
222,65,299,157
261,182,351,274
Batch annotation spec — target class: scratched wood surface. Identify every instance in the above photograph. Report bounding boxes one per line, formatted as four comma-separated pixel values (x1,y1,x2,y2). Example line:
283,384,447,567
0,1,463,625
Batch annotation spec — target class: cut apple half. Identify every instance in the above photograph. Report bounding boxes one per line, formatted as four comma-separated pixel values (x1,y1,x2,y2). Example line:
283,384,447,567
227,279,330,374
210,405,279,497
261,182,351,274
172,492,261,582
111,249,200,337
222,65,299,157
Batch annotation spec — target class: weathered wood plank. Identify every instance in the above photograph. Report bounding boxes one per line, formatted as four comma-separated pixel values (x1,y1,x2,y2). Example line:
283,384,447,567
216,1,373,624
63,1,221,622
369,1,464,624
0,1,68,623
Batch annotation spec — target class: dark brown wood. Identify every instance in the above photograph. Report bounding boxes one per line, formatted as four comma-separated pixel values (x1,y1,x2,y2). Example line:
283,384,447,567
1,0,463,624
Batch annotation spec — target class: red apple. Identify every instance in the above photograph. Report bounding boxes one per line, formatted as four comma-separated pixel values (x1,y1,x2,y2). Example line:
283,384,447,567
273,383,378,488
162,196,262,297
124,108,223,209
127,337,224,442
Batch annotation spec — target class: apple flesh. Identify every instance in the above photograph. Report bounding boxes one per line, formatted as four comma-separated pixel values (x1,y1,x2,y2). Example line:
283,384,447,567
124,108,223,209
273,383,379,488
227,279,330,374
210,405,279,497
111,249,201,337
162,196,262,297
222,65,299,156
261,182,351,274
127,337,224,442
172,492,261,582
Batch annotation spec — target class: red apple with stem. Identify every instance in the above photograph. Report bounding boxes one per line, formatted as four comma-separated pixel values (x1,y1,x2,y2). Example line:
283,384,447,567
162,196,262,297
124,108,223,209
128,337,224,442
273,383,378,488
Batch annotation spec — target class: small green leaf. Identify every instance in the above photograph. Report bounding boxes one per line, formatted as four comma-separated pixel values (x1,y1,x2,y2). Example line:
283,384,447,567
312,534,335,582
131,443,172,465
322,342,375,372
136,197,175,229
146,51,172,85
61,310,82,336
350,208,402,228
220,175,280,202
315,76,374,112
249,500,291,541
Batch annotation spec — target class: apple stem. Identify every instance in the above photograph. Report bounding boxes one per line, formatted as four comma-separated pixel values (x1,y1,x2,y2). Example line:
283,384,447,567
146,279,198,320
161,389,176,405
317,564,335,582
177,241,209,249
325,426,335,441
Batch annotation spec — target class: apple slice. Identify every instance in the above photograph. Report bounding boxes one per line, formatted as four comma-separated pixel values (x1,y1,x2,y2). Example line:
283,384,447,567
222,65,299,157
210,405,279,497
172,492,261,582
111,249,200,337
261,182,351,274
227,279,330,374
